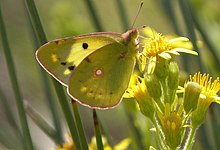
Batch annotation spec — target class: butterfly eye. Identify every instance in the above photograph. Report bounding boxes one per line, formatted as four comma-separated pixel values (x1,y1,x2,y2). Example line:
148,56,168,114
82,43,88,49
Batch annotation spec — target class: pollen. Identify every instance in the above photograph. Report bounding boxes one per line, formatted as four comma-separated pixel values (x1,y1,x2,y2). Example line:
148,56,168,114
143,33,171,57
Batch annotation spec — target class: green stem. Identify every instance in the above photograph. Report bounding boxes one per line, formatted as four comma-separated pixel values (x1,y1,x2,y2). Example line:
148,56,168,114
25,7,63,144
160,79,169,104
152,116,167,150
97,115,114,149
0,87,20,132
154,98,164,113
93,110,104,150
184,127,197,150
26,103,57,141
0,5,34,150
24,4,64,143
53,81,82,150
24,0,82,149
0,87,25,148
71,100,89,150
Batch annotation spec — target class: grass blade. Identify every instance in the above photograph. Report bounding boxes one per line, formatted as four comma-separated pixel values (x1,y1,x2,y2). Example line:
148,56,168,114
26,102,58,141
93,110,104,150
71,100,89,150
24,0,82,149
0,87,20,132
0,4,34,150
25,7,64,144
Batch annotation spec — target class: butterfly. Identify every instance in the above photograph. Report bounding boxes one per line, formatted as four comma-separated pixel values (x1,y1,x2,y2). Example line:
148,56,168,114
36,28,141,109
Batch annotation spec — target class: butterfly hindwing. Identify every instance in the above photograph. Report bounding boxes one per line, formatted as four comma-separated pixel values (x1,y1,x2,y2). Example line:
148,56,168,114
67,42,136,109
36,33,123,86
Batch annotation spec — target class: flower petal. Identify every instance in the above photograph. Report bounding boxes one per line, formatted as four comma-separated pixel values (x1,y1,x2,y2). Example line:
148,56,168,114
169,37,189,43
172,48,198,55
159,52,172,60
166,50,180,55
147,56,157,74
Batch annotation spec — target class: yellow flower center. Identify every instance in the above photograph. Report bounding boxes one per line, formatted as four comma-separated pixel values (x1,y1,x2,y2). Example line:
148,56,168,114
144,33,172,57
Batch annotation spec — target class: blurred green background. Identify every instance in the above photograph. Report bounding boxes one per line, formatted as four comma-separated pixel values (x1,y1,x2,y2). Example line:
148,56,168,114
1,0,220,149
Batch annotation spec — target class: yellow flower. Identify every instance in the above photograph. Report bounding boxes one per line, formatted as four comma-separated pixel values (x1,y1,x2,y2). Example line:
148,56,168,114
188,72,220,126
88,136,131,150
56,133,75,150
188,72,220,100
139,27,198,74
124,74,155,119
157,103,189,149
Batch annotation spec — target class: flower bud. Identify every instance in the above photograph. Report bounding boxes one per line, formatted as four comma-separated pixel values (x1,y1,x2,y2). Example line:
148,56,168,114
183,82,201,114
167,62,179,90
154,57,169,79
145,74,162,99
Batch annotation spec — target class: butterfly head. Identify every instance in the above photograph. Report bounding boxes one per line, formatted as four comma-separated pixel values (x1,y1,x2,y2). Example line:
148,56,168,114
122,26,145,49
122,29,139,48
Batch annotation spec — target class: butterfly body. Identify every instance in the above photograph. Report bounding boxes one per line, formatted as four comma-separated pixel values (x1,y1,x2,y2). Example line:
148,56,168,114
36,29,139,109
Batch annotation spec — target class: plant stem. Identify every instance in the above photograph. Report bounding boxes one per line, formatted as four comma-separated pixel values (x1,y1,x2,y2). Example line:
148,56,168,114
93,110,104,150
24,0,82,149
0,5,34,150
26,103,57,140
71,100,89,150
152,116,167,150
184,127,197,150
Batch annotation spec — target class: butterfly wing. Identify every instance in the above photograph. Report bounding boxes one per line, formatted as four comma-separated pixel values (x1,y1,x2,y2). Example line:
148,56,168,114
36,33,122,86
67,42,136,109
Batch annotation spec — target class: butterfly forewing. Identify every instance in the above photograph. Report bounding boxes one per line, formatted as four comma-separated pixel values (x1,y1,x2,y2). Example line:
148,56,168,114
67,42,136,109
36,33,123,86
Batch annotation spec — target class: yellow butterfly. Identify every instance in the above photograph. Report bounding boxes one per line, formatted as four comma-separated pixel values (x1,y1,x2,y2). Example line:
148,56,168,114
36,28,141,109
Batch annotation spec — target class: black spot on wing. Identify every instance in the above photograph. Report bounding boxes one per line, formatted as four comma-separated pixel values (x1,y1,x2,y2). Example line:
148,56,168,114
61,62,67,66
82,43,88,49
68,65,75,71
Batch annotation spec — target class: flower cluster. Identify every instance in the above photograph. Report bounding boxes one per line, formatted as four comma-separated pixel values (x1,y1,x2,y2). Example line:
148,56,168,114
124,27,220,149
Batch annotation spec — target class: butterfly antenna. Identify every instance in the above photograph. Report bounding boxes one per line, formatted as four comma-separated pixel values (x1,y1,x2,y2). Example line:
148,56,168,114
131,1,144,29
